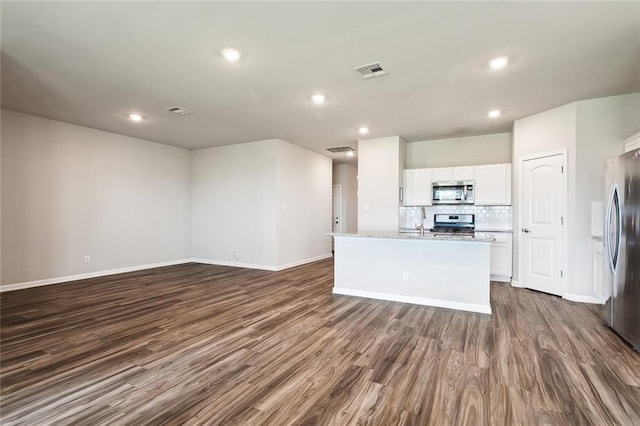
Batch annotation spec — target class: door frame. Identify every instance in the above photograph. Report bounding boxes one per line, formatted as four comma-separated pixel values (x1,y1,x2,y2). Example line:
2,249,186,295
332,184,343,233
516,149,568,297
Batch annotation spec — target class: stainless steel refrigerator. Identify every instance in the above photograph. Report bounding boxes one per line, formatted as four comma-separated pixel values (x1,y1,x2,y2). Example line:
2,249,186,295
604,149,640,351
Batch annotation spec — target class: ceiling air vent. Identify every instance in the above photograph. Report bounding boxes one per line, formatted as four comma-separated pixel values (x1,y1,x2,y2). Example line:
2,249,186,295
326,146,355,153
166,106,193,116
352,62,389,79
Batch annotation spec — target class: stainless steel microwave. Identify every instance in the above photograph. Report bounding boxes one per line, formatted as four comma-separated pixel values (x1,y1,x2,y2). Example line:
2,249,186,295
432,181,474,205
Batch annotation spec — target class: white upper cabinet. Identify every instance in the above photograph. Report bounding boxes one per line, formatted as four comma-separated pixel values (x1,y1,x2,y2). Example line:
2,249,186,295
624,132,640,153
431,166,474,182
404,162,511,207
453,166,475,181
430,167,452,182
403,169,432,206
474,163,512,206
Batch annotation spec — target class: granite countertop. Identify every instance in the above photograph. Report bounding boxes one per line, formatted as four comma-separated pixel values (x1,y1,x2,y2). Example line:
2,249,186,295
329,231,494,243
400,227,513,233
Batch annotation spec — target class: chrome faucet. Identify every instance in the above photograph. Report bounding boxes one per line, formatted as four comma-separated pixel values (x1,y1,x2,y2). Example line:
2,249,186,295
415,206,427,237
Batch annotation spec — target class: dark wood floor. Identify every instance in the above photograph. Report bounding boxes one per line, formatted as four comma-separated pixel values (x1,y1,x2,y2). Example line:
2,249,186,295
1,259,639,425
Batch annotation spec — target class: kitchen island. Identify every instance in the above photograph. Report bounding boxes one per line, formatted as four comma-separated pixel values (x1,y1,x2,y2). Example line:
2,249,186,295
331,232,493,314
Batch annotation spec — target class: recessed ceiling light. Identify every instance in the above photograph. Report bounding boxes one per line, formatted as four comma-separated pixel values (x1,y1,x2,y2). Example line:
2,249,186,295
488,110,501,118
358,127,369,135
346,151,355,157
127,113,143,122
222,47,241,62
311,93,326,104
489,56,509,70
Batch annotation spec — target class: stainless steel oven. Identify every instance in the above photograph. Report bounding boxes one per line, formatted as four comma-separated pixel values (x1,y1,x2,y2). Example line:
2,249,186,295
430,214,475,235
432,181,474,205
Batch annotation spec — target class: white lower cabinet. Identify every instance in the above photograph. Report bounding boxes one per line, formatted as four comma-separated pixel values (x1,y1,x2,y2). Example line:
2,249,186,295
477,232,512,282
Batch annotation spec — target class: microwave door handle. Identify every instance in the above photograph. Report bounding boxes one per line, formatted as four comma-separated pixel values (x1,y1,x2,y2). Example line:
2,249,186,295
463,186,467,200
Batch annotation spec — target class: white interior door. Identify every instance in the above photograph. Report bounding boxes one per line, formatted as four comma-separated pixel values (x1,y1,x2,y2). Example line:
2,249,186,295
332,185,342,233
521,153,565,296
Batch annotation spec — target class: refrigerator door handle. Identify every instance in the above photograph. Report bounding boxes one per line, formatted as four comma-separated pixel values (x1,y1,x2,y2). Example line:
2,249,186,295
614,185,622,271
605,184,613,271
605,184,620,273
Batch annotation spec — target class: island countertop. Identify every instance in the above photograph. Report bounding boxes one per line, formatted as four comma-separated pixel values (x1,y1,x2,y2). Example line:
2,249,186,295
331,230,493,314
329,231,494,243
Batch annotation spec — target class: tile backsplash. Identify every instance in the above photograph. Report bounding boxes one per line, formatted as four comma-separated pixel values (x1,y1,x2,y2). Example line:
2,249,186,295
400,205,513,231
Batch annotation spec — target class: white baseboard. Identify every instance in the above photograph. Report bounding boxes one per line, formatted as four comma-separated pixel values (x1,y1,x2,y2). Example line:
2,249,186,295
510,280,524,288
274,253,333,271
1,254,335,293
491,274,512,283
505,281,605,305
332,287,492,315
193,253,333,272
191,258,278,271
563,293,606,305
0,259,193,293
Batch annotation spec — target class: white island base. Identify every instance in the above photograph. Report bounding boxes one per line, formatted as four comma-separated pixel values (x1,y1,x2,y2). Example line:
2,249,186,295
332,233,492,314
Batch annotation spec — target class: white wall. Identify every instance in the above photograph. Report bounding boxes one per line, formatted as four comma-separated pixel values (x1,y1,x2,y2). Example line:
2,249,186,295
1,109,191,286
276,141,332,267
358,136,405,232
406,133,512,169
513,103,577,291
2,113,332,287
512,93,640,301
191,140,279,268
0,110,3,284
512,103,576,292
573,93,640,297
332,163,358,232
191,139,332,270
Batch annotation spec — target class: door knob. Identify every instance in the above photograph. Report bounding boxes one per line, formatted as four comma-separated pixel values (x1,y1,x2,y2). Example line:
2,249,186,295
522,228,531,233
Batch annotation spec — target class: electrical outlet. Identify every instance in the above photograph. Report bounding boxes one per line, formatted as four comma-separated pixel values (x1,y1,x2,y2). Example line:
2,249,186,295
84,255,91,263
402,272,409,281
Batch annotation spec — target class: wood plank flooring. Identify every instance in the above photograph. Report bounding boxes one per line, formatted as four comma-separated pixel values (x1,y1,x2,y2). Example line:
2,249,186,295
1,258,639,425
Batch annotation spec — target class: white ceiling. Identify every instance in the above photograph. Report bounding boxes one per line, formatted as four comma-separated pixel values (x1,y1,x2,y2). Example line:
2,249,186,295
2,2,639,163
